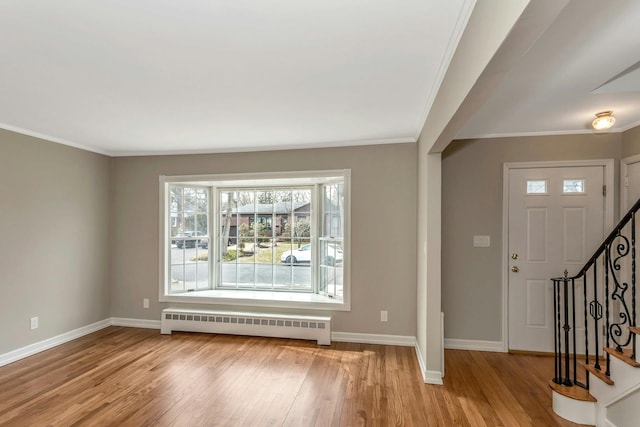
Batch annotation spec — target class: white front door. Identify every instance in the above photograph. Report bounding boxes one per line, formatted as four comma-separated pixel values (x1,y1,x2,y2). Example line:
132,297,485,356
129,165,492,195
508,166,605,352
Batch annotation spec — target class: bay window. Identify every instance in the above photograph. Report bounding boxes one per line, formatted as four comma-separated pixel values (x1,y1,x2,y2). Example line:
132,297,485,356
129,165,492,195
159,170,350,310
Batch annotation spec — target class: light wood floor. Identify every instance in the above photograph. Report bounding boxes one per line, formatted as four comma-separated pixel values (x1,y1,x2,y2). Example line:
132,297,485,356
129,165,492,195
0,327,588,426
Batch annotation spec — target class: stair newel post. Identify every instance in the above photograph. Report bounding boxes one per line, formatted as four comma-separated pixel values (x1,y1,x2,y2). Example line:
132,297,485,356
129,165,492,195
563,269,572,386
593,263,601,371
632,211,636,360
605,244,612,377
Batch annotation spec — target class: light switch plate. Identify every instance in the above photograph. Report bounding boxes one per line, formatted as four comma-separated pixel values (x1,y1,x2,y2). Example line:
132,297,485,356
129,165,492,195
473,235,490,247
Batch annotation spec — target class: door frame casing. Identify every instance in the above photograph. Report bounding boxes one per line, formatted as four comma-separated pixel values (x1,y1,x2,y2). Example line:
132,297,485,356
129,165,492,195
621,154,640,214
501,159,614,352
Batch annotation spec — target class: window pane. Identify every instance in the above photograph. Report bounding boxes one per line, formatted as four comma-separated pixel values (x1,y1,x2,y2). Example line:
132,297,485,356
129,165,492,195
292,217,311,240
196,259,209,290
217,185,314,292
319,265,328,294
320,240,343,266
256,264,273,289
170,245,186,293
293,265,312,290
563,179,585,193
320,264,342,297
195,214,208,234
196,188,208,212
526,180,547,194
169,185,210,294
322,184,344,239
170,187,182,213
237,263,255,288
319,182,344,298
220,262,237,287
293,190,311,212
239,238,256,263
184,188,196,212
275,264,293,289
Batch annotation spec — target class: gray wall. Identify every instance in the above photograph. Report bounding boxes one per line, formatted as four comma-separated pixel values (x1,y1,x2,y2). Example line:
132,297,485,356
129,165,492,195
622,124,640,158
110,143,418,336
441,133,621,342
0,129,111,354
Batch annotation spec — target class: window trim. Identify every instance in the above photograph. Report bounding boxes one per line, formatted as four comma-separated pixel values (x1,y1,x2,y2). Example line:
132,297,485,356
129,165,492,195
158,170,351,311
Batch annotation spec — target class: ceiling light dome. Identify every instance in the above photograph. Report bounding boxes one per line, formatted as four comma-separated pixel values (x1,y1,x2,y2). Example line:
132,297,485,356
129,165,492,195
592,111,616,130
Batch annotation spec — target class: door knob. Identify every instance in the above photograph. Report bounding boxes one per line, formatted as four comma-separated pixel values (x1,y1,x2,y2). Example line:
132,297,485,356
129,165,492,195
511,266,519,273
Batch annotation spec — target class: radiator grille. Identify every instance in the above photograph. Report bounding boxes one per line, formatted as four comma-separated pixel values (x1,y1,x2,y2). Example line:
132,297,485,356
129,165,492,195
161,308,331,345
164,312,326,329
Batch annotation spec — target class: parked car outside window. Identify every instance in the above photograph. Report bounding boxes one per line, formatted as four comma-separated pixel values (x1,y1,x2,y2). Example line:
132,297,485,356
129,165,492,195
173,231,208,249
280,243,342,265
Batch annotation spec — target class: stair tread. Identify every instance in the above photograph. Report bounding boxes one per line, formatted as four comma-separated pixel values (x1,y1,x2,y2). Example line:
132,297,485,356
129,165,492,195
604,347,640,367
580,361,614,385
630,326,640,335
548,380,596,402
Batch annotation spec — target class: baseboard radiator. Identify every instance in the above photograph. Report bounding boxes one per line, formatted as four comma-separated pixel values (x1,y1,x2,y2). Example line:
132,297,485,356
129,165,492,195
161,308,331,345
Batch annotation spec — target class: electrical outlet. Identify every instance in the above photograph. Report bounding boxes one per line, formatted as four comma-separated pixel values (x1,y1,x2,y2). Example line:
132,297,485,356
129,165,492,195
380,310,388,322
30,317,38,330
143,298,149,309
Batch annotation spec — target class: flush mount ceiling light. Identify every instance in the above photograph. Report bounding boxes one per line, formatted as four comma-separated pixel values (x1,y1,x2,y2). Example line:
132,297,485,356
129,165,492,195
592,111,616,130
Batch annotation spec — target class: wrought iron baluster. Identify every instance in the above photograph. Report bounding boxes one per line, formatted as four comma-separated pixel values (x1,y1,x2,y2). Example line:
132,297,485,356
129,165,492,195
563,273,572,386
593,263,601,371
633,211,637,360
553,279,560,382
607,233,632,353
572,278,577,385
583,273,589,373
605,245,611,376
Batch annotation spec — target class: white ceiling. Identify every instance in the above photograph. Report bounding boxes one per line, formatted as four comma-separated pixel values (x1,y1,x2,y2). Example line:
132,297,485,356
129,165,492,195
0,0,473,156
456,0,640,140
3,1,638,156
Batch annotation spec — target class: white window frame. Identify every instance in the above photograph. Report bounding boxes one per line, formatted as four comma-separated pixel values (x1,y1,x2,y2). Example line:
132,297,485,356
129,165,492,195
159,170,351,311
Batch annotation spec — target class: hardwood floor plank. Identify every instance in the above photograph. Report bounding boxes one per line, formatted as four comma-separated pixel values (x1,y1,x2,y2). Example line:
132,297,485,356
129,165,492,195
0,327,590,426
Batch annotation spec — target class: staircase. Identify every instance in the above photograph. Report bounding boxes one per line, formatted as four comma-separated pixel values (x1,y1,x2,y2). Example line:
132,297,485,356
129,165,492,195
551,198,640,426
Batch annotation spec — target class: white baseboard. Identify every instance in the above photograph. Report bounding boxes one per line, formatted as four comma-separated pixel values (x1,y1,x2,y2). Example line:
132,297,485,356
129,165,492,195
112,317,419,348
414,343,428,382
0,318,111,368
331,332,416,347
108,318,417,347
414,342,443,385
423,369,444,385
0,317,420,369
111,317,161,329
444,338,505,353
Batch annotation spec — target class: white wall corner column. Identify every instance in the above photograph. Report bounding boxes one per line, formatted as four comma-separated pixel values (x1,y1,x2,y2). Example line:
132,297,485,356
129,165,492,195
413,0,542,384
416,152,444,384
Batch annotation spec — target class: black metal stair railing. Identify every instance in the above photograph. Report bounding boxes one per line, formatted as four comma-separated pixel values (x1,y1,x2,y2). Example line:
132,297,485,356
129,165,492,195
552,197,639,391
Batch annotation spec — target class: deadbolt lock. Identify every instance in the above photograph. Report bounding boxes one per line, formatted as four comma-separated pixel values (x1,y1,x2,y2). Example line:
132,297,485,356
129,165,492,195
511,253,518,260
511,266,519,273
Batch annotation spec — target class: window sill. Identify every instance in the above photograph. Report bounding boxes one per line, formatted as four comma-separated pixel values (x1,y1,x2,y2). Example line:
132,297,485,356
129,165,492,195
160,289,349,311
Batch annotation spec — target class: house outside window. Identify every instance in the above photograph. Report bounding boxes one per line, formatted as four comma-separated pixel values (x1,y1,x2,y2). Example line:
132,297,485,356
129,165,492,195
159,170,350,311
